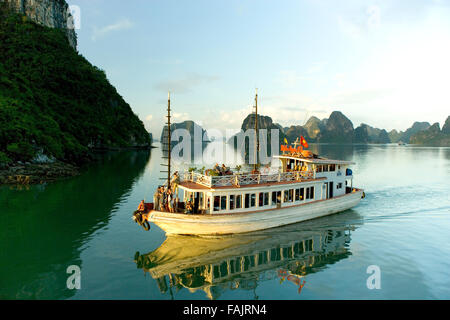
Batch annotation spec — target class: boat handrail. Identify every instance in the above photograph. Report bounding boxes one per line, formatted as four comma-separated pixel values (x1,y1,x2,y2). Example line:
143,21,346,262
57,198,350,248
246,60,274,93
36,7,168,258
182,170,315,188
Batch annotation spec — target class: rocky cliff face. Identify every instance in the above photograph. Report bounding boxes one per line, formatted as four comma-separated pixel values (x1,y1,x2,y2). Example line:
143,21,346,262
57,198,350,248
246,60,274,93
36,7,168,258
442,116,450,135
355,124,391,144
318,111,354,143
1,0,76,48
410,117,450,147
160,121,210,159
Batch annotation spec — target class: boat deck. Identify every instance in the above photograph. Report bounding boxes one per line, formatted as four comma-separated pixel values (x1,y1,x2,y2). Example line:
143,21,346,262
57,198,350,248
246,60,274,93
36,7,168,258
179,176,326,191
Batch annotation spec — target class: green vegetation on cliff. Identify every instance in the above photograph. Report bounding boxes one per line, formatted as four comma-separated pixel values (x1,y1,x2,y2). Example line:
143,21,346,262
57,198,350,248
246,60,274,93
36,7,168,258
0,10,150,165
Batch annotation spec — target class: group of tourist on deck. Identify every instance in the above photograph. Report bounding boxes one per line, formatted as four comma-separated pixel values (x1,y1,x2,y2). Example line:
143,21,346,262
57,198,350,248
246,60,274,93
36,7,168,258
212,163,233,176
136,171,191,214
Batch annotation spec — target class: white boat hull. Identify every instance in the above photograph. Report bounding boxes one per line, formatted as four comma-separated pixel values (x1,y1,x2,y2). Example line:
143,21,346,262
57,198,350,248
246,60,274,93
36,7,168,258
147,189,364,235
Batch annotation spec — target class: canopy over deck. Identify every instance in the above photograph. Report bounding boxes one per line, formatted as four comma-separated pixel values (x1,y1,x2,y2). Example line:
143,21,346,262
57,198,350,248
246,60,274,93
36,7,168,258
274,155,355,166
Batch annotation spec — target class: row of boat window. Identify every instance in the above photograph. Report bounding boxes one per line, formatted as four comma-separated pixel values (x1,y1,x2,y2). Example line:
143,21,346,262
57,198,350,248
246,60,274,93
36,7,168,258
213,187,315,212
315,164,338,173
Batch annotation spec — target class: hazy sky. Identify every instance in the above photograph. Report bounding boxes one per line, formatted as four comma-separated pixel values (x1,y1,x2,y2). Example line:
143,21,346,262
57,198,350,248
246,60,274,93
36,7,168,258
67,0,450,137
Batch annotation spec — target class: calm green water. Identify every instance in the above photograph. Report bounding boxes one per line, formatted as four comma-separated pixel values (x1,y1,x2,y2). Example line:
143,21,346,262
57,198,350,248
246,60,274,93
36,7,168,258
1,144,449,300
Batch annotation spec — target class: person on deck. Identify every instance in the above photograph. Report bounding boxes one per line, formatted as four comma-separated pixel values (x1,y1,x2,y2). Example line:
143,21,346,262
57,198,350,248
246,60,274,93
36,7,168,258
213,163,221,175
153,187,161,212
167,189,174,213
185,200,193,214
174,195,179,213
160,187,167,211
171,172,180,194
137,200,145,212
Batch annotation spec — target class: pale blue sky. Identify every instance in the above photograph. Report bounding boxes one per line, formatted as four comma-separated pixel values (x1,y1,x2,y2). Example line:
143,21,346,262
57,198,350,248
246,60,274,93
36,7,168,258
67,0,450,137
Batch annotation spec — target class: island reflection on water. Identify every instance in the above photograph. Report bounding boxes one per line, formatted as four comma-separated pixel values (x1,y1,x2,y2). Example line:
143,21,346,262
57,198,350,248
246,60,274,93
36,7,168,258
134,210,363,300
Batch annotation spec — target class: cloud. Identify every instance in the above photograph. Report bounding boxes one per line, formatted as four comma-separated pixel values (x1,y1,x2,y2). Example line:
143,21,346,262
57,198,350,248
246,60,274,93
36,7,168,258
145,114,153,121
172,112,190,122
199,93,331,133
154,73,220,94
92,19,134,41
337,5,381,39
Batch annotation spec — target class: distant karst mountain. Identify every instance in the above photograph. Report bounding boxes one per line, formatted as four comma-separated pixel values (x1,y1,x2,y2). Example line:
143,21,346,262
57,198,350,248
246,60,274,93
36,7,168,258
389,122,431,144
410,116,450,147
227,110,449,151
228,113,288,161
160,120,210,159
355,124,390,144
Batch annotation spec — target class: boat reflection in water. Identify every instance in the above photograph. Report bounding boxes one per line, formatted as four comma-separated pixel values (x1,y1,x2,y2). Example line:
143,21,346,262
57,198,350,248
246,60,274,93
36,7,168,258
135,211,362,299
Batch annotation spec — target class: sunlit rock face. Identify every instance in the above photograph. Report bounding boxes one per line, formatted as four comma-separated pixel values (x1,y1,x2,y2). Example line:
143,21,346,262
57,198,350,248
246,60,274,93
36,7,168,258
2,0,77,48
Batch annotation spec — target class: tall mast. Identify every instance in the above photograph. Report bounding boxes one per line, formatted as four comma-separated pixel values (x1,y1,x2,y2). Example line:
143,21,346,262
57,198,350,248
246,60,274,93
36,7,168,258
254,88,259,172
167,91,172,189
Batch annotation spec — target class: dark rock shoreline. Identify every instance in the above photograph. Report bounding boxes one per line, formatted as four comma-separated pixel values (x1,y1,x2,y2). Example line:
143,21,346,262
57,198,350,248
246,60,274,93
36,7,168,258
0,145,155,186
0,161,80,185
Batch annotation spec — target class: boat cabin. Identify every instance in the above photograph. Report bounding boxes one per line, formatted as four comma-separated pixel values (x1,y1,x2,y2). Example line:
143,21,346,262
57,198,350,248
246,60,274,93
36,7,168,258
174,154,355,215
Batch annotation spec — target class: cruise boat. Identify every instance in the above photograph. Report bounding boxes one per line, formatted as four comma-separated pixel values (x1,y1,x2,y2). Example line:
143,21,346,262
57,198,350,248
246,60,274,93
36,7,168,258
133,92,365,235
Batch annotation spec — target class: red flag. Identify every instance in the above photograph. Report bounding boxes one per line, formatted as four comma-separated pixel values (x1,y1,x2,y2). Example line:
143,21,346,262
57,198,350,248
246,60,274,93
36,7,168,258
300,136,309,148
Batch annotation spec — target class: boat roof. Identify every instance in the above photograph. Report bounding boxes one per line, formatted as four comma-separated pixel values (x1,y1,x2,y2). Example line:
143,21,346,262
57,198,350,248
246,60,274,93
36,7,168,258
274,155,355,165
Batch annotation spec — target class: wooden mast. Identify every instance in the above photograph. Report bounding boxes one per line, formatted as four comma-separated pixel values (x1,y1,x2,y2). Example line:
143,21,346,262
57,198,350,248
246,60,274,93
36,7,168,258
254,89,259,172
167,91,172,190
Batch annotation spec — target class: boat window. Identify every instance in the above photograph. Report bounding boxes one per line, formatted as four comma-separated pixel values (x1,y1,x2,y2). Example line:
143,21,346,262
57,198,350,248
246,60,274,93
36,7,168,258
221,196,227,210
337,183,343,189
330,164,336,172
306,187,315,200
323,165,329,172
245,194,250,208
250,194,256,207
316,165,323,173
295,188,304,201
272,191,282,205
214,196,220,211
230,195,235,210
259,192,270,207
236,195,242,209
284,189,294,203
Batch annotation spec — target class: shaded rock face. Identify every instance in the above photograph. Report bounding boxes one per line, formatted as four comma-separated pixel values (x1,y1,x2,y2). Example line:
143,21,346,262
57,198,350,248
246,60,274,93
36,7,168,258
228,113,288,162
410,118,450,147
160,120,209,143
376,129,391,144
354,125,369,143
160,121,209,159
389,129,402,143
355,124,391,144
285,125,309,143
2,0,76,48
442,116,450,135
401,122,431,143
318,111,354,143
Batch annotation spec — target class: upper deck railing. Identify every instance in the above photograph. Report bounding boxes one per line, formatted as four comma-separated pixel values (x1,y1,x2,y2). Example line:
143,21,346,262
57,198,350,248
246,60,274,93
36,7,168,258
182,170,316,188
